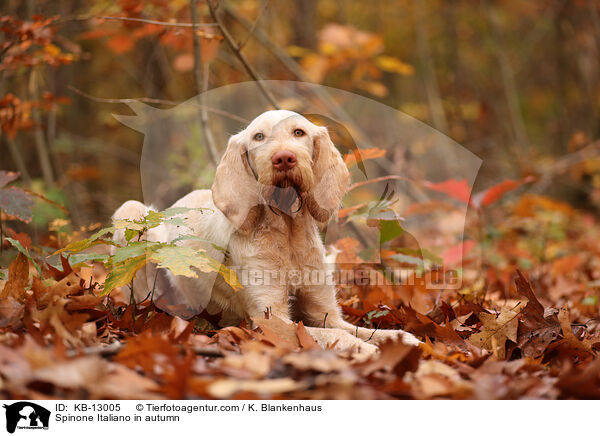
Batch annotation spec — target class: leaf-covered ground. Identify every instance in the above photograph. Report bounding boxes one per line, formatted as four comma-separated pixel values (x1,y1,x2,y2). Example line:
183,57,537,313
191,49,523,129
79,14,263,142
1,189,600,400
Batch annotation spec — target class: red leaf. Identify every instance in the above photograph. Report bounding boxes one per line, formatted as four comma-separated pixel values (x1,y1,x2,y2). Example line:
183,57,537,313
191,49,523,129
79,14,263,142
107,34,134,54
422,179,472,204
472,176,534,209
442,240,476,267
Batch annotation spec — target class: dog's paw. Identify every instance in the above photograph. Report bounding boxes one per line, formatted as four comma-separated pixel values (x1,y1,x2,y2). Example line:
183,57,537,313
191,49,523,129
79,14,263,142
350,340,379,359
368,329,422,347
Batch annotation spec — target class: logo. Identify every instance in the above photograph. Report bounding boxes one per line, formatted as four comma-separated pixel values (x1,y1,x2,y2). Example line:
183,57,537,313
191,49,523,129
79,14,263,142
3,402,50,433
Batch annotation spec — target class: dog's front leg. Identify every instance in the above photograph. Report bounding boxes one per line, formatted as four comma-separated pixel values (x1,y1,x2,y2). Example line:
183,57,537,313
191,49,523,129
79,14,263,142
297,284,421,346
236,283,291,327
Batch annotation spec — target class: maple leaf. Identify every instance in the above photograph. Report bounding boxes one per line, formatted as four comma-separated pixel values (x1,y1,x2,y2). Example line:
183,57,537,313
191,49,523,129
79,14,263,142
514,270,561,358
468,307,521,359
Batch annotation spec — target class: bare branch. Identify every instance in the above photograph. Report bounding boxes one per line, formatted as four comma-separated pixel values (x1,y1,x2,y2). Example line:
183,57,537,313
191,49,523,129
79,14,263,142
207,0,279,109
238,0,270,50
190,0,220,166
68,86,249,123
4,136,32,186
29,71,55,186
100,15,217,28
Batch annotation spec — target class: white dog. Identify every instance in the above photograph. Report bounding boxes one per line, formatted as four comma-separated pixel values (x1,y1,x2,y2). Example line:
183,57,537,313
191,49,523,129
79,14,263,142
113,110,419,355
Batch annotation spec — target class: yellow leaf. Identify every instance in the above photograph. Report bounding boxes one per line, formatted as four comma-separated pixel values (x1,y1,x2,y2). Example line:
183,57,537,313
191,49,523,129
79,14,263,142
375,55,415,75
286,45,311,57
44,43,60,56
102,255,148,296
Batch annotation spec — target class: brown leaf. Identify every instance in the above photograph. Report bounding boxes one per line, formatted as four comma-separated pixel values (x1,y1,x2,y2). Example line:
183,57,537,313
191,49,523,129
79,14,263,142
355,339,421,377
1,252,29,300
468,308,521,359
207,378,306,399
253,316,299,349
515,270,561,358
283,349,349,373
296,321,321,350
556,359,600,399
557,307,593,355
0,297,23,327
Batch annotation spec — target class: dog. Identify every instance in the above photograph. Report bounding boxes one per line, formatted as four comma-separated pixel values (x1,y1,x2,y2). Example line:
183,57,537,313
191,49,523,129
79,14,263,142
113,110,420,356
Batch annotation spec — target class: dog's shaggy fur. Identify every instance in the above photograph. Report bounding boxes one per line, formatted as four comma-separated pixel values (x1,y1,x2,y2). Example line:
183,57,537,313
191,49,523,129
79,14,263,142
113,110,419,356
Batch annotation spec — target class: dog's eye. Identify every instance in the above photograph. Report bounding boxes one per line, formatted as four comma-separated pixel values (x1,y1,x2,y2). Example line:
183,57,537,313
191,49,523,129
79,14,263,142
293,129,305,137
253,132,264,141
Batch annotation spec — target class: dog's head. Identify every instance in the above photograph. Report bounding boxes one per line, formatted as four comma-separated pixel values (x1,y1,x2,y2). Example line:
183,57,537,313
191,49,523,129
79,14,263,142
212,110,350,232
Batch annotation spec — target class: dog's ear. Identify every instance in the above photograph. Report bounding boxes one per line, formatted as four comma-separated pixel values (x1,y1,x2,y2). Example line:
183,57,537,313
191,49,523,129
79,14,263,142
306,126,350,223
212,135,262,233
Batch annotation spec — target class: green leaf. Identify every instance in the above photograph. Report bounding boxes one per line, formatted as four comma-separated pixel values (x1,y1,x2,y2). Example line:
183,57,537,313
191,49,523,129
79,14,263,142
170,234,227,252
124,228,138,242
53,226,117,256
5,237,42,276
54,237,115,256
101,255,149,296
162,216,188,227
143,209,166,228
148,245,242,292
69,252,110,267
389,253,424,268
379,219,404,244
148,245,213,278
364,309,389,322
113,219,146,231
110,241,162,264
582,296,598,306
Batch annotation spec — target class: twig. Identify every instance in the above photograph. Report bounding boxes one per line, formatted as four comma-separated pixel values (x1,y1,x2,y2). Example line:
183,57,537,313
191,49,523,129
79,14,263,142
532,140,600,193
347,175,413,193
64,342,122,358
100,16,217,28
192,345,225,357
486,0,530,165
207,0,279,109
413,0,448,135
366,323,379,342
237,0,269,50
224,3,311,83
29,71,55,186
5,136,32,186
65,341,224,358
190,0,220,166
68,85,248,123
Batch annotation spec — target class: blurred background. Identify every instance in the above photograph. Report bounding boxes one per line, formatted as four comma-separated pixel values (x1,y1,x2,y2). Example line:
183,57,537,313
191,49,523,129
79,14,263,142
1,0,599,229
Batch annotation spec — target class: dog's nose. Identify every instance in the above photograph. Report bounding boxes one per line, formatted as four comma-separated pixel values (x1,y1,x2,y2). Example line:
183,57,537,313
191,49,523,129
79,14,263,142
271,150,297,171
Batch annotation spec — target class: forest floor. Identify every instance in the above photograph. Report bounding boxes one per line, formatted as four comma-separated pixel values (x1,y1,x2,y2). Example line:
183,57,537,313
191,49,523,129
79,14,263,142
1,190,600,399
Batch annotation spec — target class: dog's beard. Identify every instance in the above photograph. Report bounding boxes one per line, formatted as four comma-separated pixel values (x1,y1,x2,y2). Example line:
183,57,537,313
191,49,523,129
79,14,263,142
265,170,304,215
